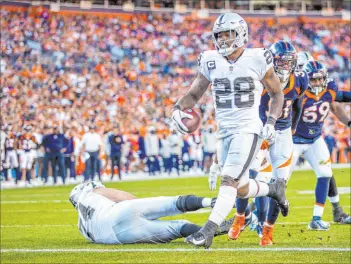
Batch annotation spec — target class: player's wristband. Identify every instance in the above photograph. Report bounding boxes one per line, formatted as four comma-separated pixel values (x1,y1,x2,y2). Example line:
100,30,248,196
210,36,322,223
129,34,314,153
172,104,181,112
266,116,277,126
348,120,351,128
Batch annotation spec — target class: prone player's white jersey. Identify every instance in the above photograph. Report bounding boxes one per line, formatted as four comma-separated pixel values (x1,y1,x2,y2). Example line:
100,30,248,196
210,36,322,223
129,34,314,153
76,188,120,244
199,48,273,138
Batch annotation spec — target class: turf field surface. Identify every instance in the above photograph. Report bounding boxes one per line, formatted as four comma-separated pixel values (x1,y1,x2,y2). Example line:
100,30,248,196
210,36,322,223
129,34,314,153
1,168,350,263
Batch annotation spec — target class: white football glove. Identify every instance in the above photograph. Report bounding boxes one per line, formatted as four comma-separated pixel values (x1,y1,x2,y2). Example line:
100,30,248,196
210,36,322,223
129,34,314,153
208,162,220,191
171,109,193,135
260,123,276,144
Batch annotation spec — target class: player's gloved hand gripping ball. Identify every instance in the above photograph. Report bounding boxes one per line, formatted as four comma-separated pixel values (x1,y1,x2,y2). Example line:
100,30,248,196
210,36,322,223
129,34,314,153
172,107,201,134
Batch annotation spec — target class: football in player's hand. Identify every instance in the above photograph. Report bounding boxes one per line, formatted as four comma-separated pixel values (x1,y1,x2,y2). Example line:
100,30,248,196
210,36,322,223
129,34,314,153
182,108,201,133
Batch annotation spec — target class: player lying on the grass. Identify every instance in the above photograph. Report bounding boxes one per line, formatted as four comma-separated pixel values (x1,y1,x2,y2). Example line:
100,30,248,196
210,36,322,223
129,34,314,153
69,179,288,245
69,181,226,244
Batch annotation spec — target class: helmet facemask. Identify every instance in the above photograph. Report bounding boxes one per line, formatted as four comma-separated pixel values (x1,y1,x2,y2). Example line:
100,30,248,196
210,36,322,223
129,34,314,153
273,55,296,83
308,72,327,95
212,26,247,57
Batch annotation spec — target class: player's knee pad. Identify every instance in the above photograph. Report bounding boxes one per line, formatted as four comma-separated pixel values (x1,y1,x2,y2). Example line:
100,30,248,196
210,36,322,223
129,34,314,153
176,195,203,212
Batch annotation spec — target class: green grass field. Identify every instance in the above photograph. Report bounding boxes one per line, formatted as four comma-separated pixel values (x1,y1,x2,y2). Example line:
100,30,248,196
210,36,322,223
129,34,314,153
1,168,350,263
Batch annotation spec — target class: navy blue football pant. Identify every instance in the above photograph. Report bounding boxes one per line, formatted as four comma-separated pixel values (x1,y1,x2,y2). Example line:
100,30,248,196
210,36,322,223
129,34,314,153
162,157,171,174
84,151,100,181
110,153,122,180
65,155,76,179
146,155,160,176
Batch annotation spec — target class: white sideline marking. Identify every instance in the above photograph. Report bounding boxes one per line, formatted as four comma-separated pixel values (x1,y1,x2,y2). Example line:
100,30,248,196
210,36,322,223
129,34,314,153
1,200,68,204
1,222,321,228
1,248,350,253
298,187,351,195
3,209,76,213
1,224,77,228
2,206,350,215
0,193,68,198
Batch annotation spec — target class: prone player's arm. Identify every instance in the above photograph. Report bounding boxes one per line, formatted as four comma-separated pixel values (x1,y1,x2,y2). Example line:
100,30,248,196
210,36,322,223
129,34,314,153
93,188,137,203
330,101,351,127
261,67,284,122
173,72,210,110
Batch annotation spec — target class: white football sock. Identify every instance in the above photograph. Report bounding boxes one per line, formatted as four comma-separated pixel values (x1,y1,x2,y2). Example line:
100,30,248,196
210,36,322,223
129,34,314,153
201,198,212,208
241,179,269,198
328,195,339,203
208,186,237,226
313,203,325,218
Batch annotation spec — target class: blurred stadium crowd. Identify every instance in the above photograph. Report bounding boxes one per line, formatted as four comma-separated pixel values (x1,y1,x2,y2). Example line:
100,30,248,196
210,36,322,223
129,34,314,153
0,6,350,186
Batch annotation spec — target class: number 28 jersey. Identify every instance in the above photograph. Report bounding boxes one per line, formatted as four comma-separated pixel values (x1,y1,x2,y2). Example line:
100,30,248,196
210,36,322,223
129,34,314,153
294,79,338,143
199,48,273,138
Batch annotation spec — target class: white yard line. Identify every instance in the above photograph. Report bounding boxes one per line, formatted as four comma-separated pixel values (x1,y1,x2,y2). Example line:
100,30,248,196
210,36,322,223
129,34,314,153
1,200,69,204
2,222,336,228
1,248,350,253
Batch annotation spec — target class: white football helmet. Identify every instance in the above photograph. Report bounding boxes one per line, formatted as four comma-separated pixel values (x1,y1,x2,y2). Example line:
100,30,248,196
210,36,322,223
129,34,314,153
296,51,314,71
69,181,105,208
212,13,248,57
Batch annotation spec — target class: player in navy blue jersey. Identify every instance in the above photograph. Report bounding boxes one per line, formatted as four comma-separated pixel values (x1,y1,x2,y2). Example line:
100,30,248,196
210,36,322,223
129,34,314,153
231,41,308,246
289,60,351,230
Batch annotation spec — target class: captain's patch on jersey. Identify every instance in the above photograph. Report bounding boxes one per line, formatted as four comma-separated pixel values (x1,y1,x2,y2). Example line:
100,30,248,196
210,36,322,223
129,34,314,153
207,61,216,70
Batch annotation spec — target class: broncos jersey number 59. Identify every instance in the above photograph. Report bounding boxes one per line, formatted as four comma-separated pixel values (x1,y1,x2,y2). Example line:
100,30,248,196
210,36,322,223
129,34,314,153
302,102,330,123
214,77,255,109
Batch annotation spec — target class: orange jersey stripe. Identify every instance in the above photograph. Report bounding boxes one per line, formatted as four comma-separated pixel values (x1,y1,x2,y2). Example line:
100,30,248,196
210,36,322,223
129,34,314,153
277,153,293,168
283,74,295,95
305,89,328,101
260,164,273,173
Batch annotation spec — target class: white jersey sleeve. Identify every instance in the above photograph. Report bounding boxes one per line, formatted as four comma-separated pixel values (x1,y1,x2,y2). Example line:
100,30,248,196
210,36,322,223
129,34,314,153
198,51,218,81
253,48,274,80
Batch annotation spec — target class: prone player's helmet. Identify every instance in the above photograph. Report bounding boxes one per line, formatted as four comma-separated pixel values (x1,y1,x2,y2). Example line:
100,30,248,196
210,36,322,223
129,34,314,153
304,60,328,95
69,181,105,208
296,51,313,71
212,13,248,57
269,41,297,83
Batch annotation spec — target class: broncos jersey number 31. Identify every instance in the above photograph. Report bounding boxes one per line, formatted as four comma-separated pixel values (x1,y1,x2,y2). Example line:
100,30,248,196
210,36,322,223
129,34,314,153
302,102,330,123
214,77,255,109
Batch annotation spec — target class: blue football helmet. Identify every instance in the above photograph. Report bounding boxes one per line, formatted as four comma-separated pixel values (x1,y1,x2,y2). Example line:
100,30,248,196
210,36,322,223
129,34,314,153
269,40,297,83
304,60,328,95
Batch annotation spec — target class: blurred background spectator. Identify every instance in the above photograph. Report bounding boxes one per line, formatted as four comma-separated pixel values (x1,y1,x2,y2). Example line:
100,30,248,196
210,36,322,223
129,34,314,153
0,3,350,186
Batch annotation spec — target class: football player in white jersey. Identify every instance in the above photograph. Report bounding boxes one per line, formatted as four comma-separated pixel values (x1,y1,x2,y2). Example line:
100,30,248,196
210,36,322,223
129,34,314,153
70,181,233,244
171,13,287,248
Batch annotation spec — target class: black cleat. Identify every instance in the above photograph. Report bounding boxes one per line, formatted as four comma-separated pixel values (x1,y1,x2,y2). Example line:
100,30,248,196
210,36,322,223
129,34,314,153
185,221,218,248
268,179,290,217
333,207,351,224
216,217,234,236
